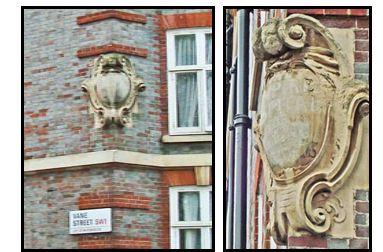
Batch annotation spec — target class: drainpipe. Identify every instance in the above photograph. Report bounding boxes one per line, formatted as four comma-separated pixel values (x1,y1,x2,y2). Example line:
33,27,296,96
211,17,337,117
232,8,251,249
225,13,233,131
225,57,236,249
225,13,234,246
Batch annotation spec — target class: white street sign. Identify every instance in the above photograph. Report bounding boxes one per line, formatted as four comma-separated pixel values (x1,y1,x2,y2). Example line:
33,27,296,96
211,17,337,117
69,208,112,234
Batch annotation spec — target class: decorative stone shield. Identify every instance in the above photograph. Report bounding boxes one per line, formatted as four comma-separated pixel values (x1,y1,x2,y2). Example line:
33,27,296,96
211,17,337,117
252,14,369,244
82,53,145,128
260,67,332,182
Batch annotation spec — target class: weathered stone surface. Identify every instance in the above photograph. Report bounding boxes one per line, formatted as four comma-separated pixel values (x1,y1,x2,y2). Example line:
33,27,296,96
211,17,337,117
252,14,369,244
328,28,355,73
81,53,145,128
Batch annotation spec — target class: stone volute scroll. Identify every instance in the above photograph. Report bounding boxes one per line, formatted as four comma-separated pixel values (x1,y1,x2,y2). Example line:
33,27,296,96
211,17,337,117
252,14,369,244
82,53,145,128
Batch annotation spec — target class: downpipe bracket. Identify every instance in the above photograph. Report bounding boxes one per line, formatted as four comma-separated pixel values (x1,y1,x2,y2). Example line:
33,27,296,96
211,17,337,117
233,114,252,128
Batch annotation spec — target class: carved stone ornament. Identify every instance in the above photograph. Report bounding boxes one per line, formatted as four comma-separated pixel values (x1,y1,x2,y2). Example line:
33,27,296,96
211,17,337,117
252,14,369,244
82,53,145,128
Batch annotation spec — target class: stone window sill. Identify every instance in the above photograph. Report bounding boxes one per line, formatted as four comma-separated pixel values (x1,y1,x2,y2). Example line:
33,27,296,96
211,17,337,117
161,134,212,143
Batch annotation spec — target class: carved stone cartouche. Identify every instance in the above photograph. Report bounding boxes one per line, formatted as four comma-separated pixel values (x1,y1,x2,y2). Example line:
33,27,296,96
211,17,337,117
252,14,369,244
82,53,145,128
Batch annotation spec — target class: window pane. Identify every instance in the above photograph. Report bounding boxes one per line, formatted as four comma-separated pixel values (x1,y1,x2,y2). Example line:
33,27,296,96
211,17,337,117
209,191,212,221
175,34,196,66
205,33,212,64
176,72,199,128
180,229,201,249
209,228,212,249
179,192,200,221
206,71,212,128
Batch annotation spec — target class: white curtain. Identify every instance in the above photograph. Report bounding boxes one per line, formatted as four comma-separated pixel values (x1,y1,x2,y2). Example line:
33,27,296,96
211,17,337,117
176,35,196,66
180,229,201,249
176,73,199,127
179,192,200,221
209,192,212,221
205,33,212,64
206,71,212,128
178,192,201,248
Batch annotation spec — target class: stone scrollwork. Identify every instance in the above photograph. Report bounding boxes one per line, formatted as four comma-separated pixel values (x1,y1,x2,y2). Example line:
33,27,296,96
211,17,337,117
252,14,369,244
82,53,145,128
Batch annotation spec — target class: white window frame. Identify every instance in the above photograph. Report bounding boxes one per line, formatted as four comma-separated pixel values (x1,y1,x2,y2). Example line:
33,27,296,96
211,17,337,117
167,28,212,135
169,186,212,249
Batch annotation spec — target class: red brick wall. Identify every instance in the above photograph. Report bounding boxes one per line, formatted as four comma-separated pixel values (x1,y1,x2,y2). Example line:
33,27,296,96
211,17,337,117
78,236,152,249
253,197,259,248
287,8,368,17
74,168,198,249
75,168,199,249
288,235,327,248
76,11,149,59
253,163,271,249
154,14,169,136
78,192,152,210
24,9,212,160
159,12,212,29
76,43,148,58
260,182,271,249
24,165,198,249
77,10,147,25
163,169,196,186
24,8,212,250
352,189,369,248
